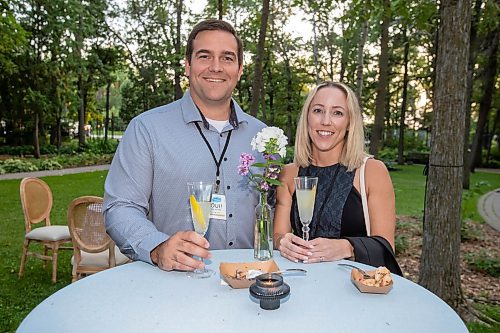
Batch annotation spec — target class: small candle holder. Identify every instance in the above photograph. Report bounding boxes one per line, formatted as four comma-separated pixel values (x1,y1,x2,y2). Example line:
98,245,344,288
249,273,290,310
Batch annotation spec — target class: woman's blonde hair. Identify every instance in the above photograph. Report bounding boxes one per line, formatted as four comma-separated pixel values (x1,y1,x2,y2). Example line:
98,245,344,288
294,81,368,171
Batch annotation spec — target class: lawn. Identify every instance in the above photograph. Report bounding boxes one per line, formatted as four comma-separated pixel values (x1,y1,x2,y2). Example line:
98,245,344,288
0,171,107,332
0,166,499,332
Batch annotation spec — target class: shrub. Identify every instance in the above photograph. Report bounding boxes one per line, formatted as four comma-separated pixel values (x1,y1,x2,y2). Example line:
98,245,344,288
395,234,409,255
464,250,500,278
461,219,484,242
0,159,39,173
40,144,59,155
377,147,397,162
38,159,63,170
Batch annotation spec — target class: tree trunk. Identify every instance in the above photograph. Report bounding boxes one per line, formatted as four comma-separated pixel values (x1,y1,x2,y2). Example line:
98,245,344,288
469,27,498,171
174,0,183,99
356,20,368,100
218,0,223,19
312,12,319,83
486,109,499,164
419,0,471,311
249,0,270,117
104,80,111,142
463,0,482,189
398,27,409,165
78,76,86,146
369,0,390,156
33,112,40,158
339,19,347,82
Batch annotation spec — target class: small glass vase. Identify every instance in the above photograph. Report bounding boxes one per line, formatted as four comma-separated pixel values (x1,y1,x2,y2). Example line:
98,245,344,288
254,191,273,261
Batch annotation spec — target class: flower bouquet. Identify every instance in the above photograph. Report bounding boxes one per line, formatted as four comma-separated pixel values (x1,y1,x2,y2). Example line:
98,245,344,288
238,127,288,260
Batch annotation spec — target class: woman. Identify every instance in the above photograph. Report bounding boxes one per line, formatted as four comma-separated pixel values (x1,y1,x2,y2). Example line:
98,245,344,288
273,82,402,275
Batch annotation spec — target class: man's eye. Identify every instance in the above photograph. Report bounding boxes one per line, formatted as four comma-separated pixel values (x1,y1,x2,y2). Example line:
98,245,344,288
223,56,235,62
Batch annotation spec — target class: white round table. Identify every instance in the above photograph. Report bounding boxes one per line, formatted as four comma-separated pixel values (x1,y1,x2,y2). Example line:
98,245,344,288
17,249,468,333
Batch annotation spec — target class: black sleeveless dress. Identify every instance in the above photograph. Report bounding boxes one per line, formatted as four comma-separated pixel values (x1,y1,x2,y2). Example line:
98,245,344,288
290,163,403,276
290,164,366,239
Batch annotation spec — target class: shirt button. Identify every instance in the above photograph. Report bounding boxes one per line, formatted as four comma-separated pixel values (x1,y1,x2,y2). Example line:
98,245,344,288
227,185,231,190
229,242,234,246
224,157,227,161
229,213,233,218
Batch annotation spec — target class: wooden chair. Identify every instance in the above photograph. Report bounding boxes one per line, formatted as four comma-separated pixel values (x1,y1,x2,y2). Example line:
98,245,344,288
67,196,129,282
19,177,72,283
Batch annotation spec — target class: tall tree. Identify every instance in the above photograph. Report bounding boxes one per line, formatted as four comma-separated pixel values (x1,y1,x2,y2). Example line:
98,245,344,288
249,0,270,117
470,26,498,171
369,0,391,156
419,0,471,310
397,26,409,165
462,0,483,189
174,0,183,99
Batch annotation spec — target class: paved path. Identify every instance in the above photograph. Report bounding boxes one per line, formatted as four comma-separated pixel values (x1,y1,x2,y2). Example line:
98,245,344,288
477,188,500,232
0,164,110,180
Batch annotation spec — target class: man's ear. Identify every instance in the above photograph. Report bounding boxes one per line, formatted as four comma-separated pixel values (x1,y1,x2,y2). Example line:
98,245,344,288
237,64,243,80
184,57,190,77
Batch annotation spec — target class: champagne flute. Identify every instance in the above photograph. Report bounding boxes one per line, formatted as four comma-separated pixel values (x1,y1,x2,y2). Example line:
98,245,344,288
294,177,318,241
187,181,214,278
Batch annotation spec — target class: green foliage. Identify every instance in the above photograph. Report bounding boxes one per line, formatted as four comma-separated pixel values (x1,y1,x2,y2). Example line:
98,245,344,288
377,147,397,161
37,159,63,171
467,303,500,333
464,250,500,278
461,219,484,242
0,159,38,173
394,234,409,255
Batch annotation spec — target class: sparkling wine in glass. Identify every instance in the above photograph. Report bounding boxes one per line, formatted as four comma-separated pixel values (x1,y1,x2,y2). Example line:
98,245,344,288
294,177,318,241
187,181,214,278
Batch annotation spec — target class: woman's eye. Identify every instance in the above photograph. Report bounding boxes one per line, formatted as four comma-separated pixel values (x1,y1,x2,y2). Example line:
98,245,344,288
312,108,323,113
332,110,344,117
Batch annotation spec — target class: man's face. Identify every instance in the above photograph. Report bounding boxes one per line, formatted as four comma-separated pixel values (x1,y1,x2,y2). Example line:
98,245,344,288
185,30,243,110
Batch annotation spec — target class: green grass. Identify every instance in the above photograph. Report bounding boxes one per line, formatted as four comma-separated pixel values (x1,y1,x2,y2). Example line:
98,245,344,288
0,166,499,332
467,303,500,333
390,165,500,221
0,171,107,332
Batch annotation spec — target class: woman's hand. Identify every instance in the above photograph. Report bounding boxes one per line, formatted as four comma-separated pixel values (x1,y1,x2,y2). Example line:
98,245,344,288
277,233,313,263
304,238,354,263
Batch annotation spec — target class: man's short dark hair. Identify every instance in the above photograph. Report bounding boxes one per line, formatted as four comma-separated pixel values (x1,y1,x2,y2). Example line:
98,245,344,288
185,19,243,66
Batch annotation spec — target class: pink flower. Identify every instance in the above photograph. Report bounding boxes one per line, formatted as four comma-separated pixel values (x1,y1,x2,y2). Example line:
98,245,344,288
238,153,256,176
260,182,270,191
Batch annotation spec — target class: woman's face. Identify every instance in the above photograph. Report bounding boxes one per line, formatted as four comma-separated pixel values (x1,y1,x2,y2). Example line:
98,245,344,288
307,86,350,156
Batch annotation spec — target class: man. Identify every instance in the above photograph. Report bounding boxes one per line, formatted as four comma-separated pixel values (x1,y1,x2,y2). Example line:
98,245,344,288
104,20,265,272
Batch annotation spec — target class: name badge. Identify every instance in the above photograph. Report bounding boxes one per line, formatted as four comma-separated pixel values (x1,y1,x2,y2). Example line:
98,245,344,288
210,194,227,220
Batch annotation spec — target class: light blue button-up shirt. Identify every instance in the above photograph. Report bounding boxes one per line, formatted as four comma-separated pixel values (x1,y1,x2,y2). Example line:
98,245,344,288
103,91,266,264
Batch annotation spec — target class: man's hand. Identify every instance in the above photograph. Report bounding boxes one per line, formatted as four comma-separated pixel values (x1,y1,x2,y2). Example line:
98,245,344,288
150,231,211,271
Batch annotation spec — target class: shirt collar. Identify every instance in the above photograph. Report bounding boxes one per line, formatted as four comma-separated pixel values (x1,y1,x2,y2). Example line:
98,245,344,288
181,90,245,130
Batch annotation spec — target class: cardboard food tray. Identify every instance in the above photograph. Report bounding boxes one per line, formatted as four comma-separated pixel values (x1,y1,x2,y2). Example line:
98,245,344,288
350,269,393,294
219,260,279,289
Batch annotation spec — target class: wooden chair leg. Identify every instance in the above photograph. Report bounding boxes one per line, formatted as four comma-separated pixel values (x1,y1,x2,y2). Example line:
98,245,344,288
19,239,30,279
43,245,48,269
51,244,59,284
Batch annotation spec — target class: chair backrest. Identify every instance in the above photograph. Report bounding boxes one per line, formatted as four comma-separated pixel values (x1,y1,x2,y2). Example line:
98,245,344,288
67,196,112,253
20,177,53,232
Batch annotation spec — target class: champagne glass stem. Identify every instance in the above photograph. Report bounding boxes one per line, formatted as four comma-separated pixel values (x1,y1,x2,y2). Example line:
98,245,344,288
302,222,310,242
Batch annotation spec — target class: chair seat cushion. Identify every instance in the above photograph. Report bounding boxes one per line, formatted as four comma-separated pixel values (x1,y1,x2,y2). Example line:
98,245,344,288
72,246,130,267
26,225,71,242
